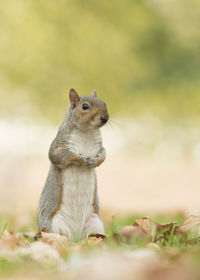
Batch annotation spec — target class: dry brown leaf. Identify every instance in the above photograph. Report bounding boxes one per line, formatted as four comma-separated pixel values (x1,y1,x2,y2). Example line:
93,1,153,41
121,218,152,243
134,218,152,234
121,218,183,244
121,225,147,243
155,222,177,233
41,232,69,247
156,222,177,237
179,216,200,233
153,222,182,243
0,230,20,250
121,215,200,245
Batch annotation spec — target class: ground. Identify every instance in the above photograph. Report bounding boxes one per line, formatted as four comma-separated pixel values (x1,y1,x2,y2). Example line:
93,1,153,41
0,212,200,280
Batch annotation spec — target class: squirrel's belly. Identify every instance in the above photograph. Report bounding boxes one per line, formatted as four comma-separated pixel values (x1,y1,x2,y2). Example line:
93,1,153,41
51,166,96,238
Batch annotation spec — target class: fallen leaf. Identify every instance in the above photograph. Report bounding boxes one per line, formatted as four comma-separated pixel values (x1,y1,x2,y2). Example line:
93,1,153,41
179,216,200,233
156,222,176,232
41,232,69,247
121,225,147,243
121,218,152,243
0,230,20,250
121,215,200,245
154,222,178,242
121,218,182,244
134,218,152,234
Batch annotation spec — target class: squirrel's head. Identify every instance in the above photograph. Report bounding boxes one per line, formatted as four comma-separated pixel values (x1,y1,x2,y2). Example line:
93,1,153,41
68,88,109,129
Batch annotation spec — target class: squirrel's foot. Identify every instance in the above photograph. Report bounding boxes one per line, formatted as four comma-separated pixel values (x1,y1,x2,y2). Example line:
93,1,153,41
83,213,105,238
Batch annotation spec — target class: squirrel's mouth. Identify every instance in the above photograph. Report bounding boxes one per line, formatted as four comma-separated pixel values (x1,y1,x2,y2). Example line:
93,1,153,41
96,120,108,128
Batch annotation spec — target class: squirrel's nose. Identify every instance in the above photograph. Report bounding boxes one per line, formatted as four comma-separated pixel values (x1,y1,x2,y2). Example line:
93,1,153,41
101,116,108,124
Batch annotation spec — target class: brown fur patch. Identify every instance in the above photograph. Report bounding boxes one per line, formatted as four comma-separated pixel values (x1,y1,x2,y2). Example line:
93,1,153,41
95,155,105,167
88,233,106,239
92,182,99,214
41,227,47,232
71,154,85,165
50,166,63,219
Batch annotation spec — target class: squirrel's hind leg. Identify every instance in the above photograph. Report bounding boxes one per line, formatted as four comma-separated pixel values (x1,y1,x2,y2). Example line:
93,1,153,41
51,212,71,237
38,165,63,233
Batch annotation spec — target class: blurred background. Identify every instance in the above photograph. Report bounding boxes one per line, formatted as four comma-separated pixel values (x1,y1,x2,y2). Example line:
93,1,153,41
0,0,200,228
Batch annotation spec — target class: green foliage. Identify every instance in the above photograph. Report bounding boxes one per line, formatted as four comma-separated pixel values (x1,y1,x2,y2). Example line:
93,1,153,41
0,223,8,238
0,0,200,122
0,258,20,275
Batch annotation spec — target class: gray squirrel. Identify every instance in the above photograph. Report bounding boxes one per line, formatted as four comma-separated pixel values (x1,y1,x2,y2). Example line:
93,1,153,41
38,88,109,240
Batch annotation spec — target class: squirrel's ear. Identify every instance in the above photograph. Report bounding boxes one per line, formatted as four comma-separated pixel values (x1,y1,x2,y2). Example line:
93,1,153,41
69,88,80,108
91,89,97,98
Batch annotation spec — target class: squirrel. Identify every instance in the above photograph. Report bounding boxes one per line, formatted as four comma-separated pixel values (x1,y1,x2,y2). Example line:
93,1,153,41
38,88,109,240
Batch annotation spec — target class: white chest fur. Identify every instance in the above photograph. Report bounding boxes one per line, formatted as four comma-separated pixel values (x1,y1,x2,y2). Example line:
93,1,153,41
68,128,102,158
51,128,103,239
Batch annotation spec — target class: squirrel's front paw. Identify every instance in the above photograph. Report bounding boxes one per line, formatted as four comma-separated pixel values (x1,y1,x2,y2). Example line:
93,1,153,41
95,155,105,167
86,154,105,168
86,157,97,167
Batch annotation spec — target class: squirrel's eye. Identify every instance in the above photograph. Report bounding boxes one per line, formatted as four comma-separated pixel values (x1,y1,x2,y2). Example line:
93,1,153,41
82,103,89,110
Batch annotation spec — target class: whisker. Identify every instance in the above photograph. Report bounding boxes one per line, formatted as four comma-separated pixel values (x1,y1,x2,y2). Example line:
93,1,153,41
108,117,124,127
107,119,113,127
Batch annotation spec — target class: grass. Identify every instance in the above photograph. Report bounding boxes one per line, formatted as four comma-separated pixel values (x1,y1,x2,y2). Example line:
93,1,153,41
0,212,200,279
0,223,8,238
